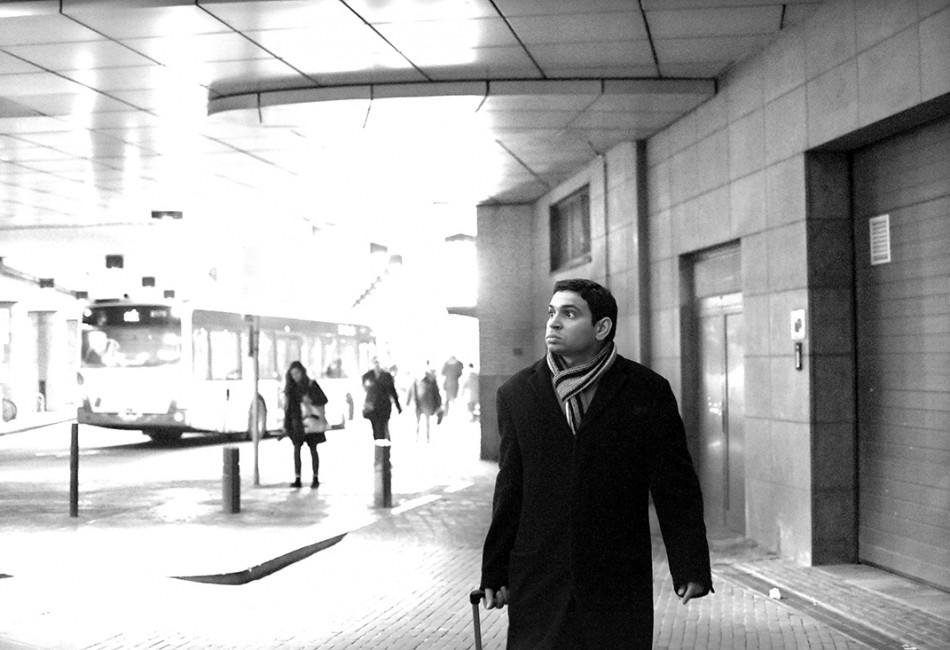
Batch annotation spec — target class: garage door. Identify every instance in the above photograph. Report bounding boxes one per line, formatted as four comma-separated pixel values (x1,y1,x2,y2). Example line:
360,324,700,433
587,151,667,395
852,115,950,590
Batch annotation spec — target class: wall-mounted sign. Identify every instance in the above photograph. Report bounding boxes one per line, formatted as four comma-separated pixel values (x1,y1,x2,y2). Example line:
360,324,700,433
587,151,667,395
869,214,891,266
790,308,806,341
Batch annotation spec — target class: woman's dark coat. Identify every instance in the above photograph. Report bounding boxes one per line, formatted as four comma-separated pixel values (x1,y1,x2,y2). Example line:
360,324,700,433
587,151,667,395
284,378,328,445
480,355,712,648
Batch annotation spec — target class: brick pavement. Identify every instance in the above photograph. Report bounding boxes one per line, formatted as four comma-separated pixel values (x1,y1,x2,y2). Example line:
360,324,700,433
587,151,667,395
1,417,948,649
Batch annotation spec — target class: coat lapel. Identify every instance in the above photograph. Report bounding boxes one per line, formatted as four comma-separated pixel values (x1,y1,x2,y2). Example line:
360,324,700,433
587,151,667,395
578,357,628,432
526,358,574,437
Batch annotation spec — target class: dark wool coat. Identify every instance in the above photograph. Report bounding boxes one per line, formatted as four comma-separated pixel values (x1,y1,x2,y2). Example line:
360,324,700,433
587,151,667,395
480,355,712,649
361,369,400,420
408,373,442,417
283,379,328,445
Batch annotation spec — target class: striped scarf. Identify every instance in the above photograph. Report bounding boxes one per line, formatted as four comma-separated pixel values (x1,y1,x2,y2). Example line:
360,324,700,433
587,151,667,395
546,341,617,435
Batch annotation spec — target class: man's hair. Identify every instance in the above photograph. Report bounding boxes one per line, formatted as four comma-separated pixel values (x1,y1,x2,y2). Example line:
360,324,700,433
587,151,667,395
553,278,617,343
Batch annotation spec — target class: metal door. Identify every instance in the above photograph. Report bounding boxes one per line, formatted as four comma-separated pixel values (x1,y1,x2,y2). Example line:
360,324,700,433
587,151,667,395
696,296,745,533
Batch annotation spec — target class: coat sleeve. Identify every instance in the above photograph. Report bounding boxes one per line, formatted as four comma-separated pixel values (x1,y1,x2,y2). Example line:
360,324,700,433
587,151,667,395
647,379,714,596
480,387,523,591
309,380,328,406
387,375,401,411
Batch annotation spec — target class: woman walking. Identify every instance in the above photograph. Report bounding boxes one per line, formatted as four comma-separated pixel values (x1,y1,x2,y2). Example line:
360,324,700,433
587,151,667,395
283,361,328,488
407,365,442,442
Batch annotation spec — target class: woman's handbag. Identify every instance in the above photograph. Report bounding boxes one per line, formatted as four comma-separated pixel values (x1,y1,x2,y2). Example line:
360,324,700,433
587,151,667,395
302,402,328,434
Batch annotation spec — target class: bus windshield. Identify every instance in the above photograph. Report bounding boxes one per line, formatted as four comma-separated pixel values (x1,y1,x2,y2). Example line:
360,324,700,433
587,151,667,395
81,305,182,368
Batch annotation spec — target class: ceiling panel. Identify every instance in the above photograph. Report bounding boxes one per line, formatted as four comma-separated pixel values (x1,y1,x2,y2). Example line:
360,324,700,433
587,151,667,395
11,91,139,116
783,4,823,27
653,34,774,64
376,17,516,51
61,4,229,39
407,49,541,78
122,32,273,67
475,110,579,130
659,61,731,78
529,41,657,71
0,51,42,74
5,40,157,71
493,0,635,18
11,130,128,157
191,59,310,90
49,65,178,92
0,72,86,96
646,6,782,38
201,0,394,31
508,12,648,44
571,112,683,130
641,0,812,7
0,13,96,46
550,64,661,78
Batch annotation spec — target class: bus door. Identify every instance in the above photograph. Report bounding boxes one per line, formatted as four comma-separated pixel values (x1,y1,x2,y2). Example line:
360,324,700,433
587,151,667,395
209,328,246,432
190,325,244,433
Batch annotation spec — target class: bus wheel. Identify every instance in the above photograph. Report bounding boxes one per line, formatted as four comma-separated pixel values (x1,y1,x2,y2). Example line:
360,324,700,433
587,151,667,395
146,430,183,443
246,397,267,441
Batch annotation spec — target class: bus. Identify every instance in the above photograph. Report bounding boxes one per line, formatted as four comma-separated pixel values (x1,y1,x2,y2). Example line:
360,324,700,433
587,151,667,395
76,299,375,442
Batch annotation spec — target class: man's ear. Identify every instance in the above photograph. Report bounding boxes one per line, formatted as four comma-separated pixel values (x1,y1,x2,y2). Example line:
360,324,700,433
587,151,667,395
594,317,613,341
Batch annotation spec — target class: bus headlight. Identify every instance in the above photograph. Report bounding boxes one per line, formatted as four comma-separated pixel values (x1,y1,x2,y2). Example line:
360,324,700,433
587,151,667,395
168,400,186,423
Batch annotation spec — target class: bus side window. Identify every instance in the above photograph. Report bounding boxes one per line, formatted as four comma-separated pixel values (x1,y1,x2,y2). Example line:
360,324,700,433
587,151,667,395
210,329,241,380
304,335,323,379
193,328,210,380
275,335,302,378
259,332,276,380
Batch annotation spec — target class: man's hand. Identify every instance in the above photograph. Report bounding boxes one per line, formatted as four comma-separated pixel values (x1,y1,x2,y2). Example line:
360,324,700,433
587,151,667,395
483,586,509,610
676,581,707,604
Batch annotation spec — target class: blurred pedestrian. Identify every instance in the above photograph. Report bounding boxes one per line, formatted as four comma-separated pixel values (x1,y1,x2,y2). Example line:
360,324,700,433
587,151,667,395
361,356,402,440
441,355,464,417
406,363,442,442
480,278,712,648
461,363,480,422
282,361,328,488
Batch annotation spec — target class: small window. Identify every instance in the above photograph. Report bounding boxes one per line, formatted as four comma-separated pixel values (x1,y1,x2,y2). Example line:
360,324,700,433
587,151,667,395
550,186,591,271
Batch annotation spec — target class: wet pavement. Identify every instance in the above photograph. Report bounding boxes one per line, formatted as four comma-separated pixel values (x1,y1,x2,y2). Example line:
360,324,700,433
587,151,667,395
1,411,948,649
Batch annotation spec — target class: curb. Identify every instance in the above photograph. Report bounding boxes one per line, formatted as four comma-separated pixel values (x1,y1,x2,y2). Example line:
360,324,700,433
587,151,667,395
0,415,74,436
174,532,348,586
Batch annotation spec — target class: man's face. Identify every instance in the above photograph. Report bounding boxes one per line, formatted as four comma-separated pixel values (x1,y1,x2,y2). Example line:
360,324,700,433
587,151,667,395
546,290,607,362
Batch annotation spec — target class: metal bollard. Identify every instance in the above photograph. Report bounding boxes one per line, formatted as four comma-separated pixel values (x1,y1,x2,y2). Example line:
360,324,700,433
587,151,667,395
69,422,79,517
374,439,392,508
222,446,240,513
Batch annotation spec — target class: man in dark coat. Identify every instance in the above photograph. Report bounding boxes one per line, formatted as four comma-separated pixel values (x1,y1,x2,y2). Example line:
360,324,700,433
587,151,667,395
480,278,713,649
361,356,401,440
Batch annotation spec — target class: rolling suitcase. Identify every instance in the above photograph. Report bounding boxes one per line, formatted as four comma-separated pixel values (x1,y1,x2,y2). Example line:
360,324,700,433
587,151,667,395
469,588,486,650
